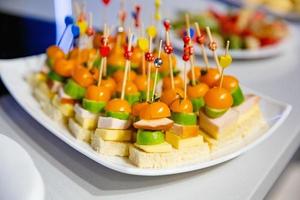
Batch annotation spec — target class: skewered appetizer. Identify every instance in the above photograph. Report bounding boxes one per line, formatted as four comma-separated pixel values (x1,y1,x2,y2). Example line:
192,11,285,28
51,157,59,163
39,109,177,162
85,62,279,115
166,98,210,161
91,32,135,156
172,8,288,50
27,1,269,169
91,98,133,156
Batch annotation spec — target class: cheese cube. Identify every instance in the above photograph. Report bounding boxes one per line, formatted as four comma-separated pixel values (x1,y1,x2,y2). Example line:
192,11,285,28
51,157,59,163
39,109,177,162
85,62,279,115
95,128,132,142
75,114,97,130
166,131,205,149
97,116,131,130
171,123,199,138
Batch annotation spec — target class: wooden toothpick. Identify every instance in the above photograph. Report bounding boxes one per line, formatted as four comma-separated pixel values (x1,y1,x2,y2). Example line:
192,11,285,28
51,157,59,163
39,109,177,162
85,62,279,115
183,61,187,99
206,26,222,73
146,36,153,102
165,24,175,90
97,24,109,87
121,32,134,100
152,40,163,102
185,14,196,86
219,40,230,88
195,22,210,71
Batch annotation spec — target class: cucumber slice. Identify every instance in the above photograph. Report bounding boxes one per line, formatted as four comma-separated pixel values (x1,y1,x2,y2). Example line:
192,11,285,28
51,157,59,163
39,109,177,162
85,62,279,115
46,58,54,68
136,129,165,145
63,79,86,99
107,65,124,76
106,111,130,120
205,106,228,118
82,98,106,113
125,93,140,105
139,90,153,101
48,71,65,82
150,72,162,82
93,57,102,68
171,112,197,125
232,86,245,106
191,97,205,112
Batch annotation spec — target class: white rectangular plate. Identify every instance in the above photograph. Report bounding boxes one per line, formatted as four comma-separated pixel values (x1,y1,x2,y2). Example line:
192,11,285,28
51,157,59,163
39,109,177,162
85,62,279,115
0,55,291,176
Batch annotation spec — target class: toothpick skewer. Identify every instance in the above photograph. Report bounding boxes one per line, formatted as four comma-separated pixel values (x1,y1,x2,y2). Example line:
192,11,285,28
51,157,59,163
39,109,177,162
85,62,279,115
146,35,153,102
206,26,222,73
194,22,210,71
98,24,109,87
185,14,196,86
183,62,187,99
219,40,230,88
163,19,175,90
74,2,81,18
121,31,134,100
152,40,163,102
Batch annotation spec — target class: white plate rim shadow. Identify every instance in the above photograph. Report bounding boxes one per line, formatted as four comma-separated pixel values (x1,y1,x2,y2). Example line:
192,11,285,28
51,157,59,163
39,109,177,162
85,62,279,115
0,55,292,176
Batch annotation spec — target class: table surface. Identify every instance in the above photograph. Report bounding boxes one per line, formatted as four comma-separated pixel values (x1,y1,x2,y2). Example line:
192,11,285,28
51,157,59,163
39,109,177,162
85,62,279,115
1,3,300,200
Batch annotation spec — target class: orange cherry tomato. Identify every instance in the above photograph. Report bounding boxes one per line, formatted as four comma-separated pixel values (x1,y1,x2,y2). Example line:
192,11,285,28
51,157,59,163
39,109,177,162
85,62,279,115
107,49,126,68
53,58,75,77
131,47,143,68
116,81,138,94
199,68,220,88
105,98,131,113
101,77,117,93
163,75,184,90
160,88,184,106
85,85,111,102
204,87,233,109
72,66,94,87
187,66,201,81
170,98,193,113
113,70,137,83
134,75,153,92
153,52,177,74
69,48,96,65
46,45,65,60
69,48,79,59
90,68,99,80
140,102,171,120
216,75,239,92
187,83,209,99
132,102,149,117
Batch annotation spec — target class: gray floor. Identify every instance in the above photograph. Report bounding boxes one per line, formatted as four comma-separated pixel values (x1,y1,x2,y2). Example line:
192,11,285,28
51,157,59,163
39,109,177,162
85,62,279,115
266,147,300,200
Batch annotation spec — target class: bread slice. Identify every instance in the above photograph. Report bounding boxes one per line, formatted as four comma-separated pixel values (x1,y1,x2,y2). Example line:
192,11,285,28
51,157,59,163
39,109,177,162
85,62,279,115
236,105,268,144
32,82,52,105
129,144,210,168
52,94,74,118
201,131,243,159
91,131,130,156
26,72,47,87
40,100,67,125
68,118,92,143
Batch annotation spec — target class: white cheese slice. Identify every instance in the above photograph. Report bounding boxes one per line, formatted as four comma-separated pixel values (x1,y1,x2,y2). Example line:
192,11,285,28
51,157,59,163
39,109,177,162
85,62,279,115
97,116,131,130
74,104,98,119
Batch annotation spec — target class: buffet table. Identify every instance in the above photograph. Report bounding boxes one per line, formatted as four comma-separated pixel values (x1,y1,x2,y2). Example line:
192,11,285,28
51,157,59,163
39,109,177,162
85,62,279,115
0,23,299,199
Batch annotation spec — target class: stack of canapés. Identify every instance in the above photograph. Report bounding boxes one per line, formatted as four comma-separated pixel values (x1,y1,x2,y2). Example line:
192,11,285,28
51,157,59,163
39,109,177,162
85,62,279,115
27,0,267,168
